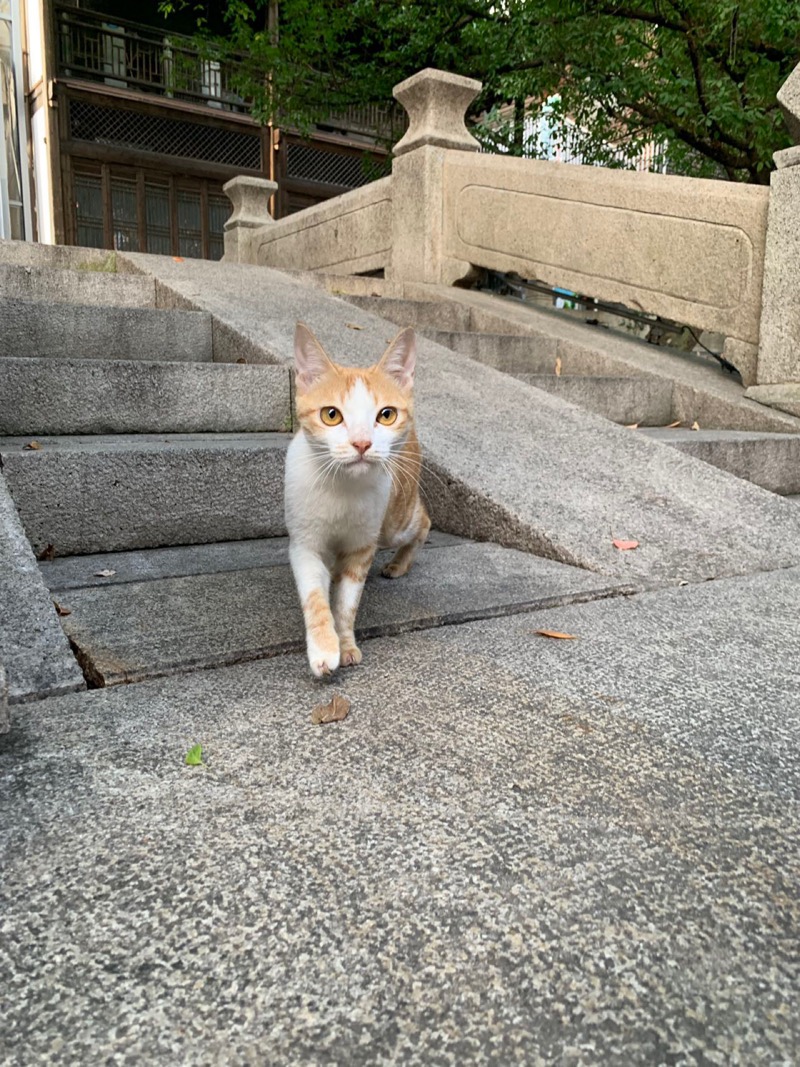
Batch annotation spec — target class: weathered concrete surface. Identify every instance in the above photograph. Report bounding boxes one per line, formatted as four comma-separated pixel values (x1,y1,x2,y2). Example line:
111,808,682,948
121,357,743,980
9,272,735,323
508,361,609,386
0,358,291,435
0,475,84,704
745,381,800,417
0,238,123,272
756,164,800,385
55,541,632,686
645,427,800,495
40,531,464,592
516,374,672,426
0,264,156,308
0,433,290,555
0,301,213,363
1,568,799,1063
0,666,8,734
114,255,800,583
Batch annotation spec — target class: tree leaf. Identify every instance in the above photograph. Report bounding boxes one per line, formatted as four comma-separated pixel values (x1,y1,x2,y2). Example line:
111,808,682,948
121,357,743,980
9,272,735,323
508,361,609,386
185,744,203,766
24,441,42,451
36,543,56,562
691,421,700,430
53,601,71,617
532,629,577,640
554,356,562,377
94,569,116,578
665,420,682,428
172,256,185,263
612,539,639,550
624,422,639,430
311,692,351,724
345,322,364,330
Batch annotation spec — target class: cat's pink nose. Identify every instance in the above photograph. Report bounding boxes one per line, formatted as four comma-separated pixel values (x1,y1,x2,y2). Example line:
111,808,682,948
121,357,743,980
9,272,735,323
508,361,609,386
352,440,372,456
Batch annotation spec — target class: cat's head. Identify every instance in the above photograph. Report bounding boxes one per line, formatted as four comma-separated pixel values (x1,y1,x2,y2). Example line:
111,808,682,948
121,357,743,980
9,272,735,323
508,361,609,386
293,322,416,476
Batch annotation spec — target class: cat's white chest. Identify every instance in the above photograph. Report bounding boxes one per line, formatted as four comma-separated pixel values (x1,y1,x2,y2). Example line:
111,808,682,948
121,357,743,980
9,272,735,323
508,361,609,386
284,432,390,553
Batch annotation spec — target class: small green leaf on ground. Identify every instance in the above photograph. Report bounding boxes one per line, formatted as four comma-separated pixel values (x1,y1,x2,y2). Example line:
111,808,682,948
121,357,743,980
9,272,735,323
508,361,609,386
311,693,351,725
612,539,639,551
185,744,204,766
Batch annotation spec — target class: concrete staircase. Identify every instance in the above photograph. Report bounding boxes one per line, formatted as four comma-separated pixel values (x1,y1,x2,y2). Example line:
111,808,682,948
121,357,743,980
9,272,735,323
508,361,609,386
4,243,800,712
345,293,800,497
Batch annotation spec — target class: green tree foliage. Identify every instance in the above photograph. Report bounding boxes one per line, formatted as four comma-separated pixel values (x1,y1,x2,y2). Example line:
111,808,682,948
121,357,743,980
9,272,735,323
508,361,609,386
161,1,800,182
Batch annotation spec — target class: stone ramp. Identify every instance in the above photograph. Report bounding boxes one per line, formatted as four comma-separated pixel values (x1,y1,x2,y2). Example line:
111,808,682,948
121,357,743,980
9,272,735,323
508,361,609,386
111,255,800,584
43,538,632,686
0,476,84,705
1,567,798,1063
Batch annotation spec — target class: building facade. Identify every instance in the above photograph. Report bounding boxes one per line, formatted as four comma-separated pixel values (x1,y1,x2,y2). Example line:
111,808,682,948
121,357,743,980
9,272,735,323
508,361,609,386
8,0,400,256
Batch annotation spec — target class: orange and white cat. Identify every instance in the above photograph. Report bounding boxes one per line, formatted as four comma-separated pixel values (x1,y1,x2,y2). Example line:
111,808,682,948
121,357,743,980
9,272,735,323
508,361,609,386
285,322,431,677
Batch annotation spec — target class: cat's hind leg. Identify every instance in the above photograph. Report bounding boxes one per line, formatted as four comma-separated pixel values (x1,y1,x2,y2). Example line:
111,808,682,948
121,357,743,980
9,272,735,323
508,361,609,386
289,543,339,677
381,502,431,579
331,545,376,666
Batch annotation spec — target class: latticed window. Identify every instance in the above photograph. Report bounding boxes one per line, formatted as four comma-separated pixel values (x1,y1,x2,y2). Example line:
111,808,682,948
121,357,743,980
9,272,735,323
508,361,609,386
72,164,230,260
69,99,262,170
286,142,388,188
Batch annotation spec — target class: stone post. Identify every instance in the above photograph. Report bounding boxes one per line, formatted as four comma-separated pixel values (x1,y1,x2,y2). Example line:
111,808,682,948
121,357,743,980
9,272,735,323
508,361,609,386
222,175,278,264
746,61,800,414
388,68,482,294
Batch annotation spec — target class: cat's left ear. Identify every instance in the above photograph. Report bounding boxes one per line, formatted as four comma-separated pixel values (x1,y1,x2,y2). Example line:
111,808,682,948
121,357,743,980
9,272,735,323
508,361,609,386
377,327,416,391
294,322,336,392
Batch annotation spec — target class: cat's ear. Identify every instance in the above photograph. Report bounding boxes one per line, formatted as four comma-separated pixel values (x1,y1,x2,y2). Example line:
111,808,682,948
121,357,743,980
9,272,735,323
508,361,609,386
294,323,335,392
376,327,416,391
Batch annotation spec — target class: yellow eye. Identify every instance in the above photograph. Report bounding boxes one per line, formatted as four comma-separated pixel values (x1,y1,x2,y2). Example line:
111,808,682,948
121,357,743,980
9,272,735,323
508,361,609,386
377,407,397,426
320,407,343,426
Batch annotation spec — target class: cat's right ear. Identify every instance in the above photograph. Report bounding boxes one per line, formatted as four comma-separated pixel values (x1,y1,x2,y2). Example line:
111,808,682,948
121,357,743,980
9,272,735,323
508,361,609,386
294,323,335,392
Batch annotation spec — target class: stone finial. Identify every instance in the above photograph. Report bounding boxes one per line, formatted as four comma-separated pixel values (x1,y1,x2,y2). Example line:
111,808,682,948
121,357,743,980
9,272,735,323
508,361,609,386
778,59,800,145
392,68,482,157
222,175,278,231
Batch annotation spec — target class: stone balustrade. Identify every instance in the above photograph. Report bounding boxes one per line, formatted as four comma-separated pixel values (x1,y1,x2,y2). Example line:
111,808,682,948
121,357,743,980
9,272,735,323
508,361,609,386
224,62,800,394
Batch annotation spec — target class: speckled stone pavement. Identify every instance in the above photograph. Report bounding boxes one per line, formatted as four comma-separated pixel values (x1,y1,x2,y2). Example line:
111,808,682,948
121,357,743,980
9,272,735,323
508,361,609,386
2,568,799,1064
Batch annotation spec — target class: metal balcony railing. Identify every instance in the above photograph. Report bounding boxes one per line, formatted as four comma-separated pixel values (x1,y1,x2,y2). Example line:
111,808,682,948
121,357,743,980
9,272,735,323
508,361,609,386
55,3,250,113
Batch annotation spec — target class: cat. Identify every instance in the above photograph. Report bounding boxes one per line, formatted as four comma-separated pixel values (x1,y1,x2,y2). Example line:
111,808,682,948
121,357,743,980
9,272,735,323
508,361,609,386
284,322,431,678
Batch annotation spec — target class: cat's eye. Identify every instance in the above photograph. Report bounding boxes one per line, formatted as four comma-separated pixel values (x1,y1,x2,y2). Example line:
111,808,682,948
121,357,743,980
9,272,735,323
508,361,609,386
320,406,343,426
377,407,397,426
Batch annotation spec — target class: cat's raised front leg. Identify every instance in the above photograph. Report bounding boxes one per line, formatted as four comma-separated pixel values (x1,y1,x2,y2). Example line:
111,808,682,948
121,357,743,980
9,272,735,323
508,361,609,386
289,543,340,677
332,545,376,666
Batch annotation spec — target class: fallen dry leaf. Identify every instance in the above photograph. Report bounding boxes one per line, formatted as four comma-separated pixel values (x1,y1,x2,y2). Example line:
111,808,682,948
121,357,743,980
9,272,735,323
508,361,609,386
36,543,56,562
624,422,639,430
172,256,184,263
691,421,700,431
532,629,578,640
345,322,364,331
311,692,351,725
94,568,116,578
24,441,42,451
612,539,639,551
554,356,562,377
665,420,682,428
53,601,71,617
235,357,248,364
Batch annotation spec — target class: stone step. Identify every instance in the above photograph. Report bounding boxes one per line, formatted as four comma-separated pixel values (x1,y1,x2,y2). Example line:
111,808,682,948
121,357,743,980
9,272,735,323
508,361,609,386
346,295,473,332
0,358,291,435
43,538,628,686
0,299,213,362
643,428,800,495
0,263,155,307
515,374,673,426
0,237,123,271
0,433,290,556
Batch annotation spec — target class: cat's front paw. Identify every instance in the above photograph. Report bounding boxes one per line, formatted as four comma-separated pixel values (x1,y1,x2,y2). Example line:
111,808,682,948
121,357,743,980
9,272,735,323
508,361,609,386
307,640,340,678
340,643,362,667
